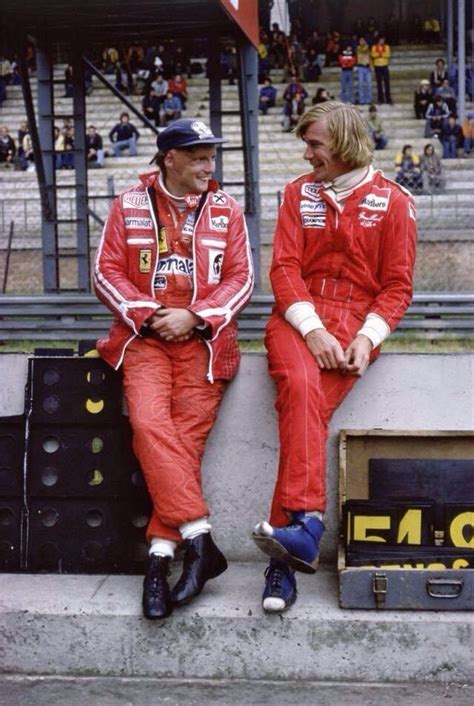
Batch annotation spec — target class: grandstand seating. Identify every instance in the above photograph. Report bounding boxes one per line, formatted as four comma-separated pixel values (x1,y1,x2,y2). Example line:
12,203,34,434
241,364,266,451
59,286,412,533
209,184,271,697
0,44,473,292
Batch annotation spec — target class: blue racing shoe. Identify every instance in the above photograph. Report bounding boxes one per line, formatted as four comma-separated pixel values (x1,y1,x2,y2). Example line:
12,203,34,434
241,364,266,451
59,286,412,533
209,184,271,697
262,559,297,613
252,512,325,574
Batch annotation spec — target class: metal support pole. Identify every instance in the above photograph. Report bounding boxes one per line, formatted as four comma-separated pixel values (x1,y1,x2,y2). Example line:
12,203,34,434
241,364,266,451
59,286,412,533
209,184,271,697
458,0,466,123
83,57,158,134
72,47,90,291
36,44,59,292
447,0,454,72
208,41,223,184
238,41,261,290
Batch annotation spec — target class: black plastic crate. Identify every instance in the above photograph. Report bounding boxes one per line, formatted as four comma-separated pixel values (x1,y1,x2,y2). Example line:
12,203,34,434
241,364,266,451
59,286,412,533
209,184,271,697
26,496,152,574
28,357,123,426
0,498,23,571
27,419,148,500
0,415,25,497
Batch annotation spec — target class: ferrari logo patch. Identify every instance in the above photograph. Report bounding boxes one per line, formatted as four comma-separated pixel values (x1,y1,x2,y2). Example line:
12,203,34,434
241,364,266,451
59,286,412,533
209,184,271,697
139,249,152,273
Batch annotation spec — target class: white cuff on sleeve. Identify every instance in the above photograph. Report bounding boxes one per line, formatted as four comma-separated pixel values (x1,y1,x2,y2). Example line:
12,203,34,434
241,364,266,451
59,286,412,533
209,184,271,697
357,313,391,348
284,301,326,338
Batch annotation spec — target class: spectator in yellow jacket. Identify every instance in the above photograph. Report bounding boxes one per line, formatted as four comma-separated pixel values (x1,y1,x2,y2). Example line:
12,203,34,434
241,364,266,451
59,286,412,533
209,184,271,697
370,36,392,104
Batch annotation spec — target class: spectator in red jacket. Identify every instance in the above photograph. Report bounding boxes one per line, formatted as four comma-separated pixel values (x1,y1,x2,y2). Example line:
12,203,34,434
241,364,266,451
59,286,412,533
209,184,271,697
338,43,356,103
168,73,188,110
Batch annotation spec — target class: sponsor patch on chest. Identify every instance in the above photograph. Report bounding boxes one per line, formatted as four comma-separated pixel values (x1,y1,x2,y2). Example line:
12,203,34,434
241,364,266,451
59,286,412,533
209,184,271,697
358,186,391,212
209,206,231,232
122,192,149,210
300,199,326,214
358,211,384,228
212,192,227,205
156,254,194,277
302,214,326,228
301,183,321,201
125,216,153,230
139,249,152,273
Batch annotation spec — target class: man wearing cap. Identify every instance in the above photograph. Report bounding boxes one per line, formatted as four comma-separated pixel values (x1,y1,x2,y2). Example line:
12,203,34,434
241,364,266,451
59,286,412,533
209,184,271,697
94,119,254,619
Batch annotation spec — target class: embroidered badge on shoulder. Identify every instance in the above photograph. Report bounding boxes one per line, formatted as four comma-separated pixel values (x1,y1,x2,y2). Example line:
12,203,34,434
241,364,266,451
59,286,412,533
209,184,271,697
139,249,152,273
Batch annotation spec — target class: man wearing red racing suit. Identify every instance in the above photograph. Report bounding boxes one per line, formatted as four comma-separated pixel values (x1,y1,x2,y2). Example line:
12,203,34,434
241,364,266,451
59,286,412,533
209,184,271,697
94,119,253,619
252,101,416,613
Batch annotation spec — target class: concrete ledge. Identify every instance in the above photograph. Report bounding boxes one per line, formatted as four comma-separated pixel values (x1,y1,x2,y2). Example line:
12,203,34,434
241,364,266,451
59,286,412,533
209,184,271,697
1,353,473,562
1,564,474,683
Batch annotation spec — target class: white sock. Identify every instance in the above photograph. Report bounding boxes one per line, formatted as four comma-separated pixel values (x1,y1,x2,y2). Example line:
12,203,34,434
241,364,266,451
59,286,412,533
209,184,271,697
149,538,177,558
179,517,212,541
254,520,274,537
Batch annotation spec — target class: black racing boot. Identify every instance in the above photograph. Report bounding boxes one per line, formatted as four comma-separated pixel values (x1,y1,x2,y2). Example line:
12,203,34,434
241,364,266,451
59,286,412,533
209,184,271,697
142,554,172,620
171,533,228,606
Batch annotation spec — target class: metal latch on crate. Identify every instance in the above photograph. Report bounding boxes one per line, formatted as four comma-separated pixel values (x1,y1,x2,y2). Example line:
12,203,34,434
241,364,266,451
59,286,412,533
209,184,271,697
372,572,388,608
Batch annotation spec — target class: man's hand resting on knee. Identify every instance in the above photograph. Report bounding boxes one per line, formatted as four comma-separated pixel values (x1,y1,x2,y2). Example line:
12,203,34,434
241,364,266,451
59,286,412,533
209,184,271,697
304,329,346,371
344,334,373,377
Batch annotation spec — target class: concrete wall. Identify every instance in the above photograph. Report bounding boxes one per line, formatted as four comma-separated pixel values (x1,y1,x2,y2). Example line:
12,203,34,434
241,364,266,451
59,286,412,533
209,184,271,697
1,352,473,561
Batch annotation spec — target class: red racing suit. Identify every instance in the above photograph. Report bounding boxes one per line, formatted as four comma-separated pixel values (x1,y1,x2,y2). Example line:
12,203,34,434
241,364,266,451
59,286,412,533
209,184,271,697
266,168,417,526
94,170,254,541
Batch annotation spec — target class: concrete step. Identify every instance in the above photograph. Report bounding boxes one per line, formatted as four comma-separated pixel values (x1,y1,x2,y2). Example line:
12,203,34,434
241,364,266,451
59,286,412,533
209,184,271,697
1,674,473,706
1,564,474,684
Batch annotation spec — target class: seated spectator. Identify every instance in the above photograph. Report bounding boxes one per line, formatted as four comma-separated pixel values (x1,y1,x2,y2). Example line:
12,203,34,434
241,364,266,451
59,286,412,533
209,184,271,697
338,43,356,104
367,104,387,149
425,95,449,137
356,37,372,105
414,79,432,119
430,58,448,92
102,47,119,74
142,88,161,127
126,43,145,74
312,86,333,104
303,48,322,82
268,28,286,70
462,112,474,156
151,73,169,105
420,143,445,193
86,125,104,168
305,30,326,69
0,127,16,167
171,45,190,78
282,76,308,131
435,78,457,116
259,77,277,115
440,115,463,158
162,90,182,124
109,112,139,157
394,144,423,193
64,64,74,98
168,73,188,110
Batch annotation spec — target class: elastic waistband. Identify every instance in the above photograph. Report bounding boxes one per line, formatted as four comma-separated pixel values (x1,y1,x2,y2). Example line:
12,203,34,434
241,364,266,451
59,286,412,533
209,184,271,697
307,276,373,304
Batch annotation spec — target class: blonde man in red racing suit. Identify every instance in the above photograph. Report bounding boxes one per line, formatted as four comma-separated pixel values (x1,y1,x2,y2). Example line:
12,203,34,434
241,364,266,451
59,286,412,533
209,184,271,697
94,119,254,619
252,101,416,613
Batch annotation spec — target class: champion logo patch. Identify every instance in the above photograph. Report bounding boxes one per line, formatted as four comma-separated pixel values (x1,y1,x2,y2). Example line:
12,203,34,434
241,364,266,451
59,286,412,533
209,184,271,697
359,186,391,212
302,214,326,228
209,206,230,232
122,192,149,210
125,217,153,229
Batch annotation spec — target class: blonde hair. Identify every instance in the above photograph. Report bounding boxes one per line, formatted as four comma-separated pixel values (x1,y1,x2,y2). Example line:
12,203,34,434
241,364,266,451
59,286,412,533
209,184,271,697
295,100,374,168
